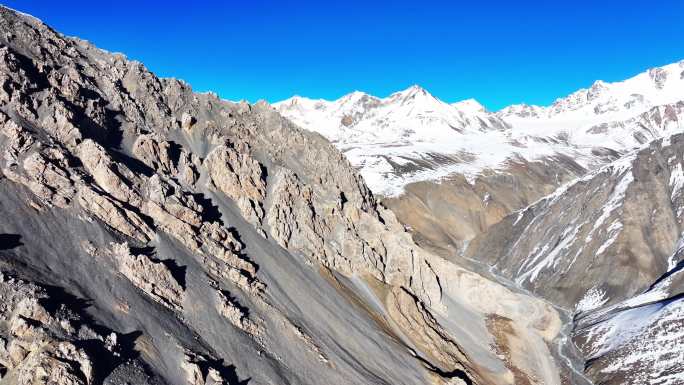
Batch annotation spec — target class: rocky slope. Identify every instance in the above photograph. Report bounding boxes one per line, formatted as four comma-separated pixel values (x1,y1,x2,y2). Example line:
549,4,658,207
573,245,684,385
466,134,684,309
463,134,684,385
0,6,570,385
382,156,585,256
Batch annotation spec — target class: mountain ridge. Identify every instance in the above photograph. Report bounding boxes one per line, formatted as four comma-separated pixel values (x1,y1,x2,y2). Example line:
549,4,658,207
275,60,684,259
275,59,684,197
277,59,684,115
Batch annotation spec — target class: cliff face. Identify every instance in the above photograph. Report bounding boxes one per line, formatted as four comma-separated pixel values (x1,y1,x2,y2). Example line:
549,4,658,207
0,7,565,385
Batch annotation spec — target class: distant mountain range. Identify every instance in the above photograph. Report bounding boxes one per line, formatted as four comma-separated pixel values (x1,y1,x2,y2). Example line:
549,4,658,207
273,60,684,385
275,61,684,196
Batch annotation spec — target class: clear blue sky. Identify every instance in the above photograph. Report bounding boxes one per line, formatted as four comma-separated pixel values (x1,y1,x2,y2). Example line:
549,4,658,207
5,1,684,110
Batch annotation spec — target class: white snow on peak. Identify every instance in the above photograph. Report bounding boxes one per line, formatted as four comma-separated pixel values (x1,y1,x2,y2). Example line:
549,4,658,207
274,84,515,195
275,60,684,196
452,98,486,114
497,103,545,119
501,61,684,120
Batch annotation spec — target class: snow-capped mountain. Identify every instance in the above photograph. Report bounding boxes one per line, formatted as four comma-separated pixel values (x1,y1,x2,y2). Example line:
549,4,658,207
275,67,684,385
275,61,684,197
275,85,513,196
500,62,684,121
500,61,684,150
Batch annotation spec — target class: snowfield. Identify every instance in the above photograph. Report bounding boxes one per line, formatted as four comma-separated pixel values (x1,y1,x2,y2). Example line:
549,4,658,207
275,61,684,196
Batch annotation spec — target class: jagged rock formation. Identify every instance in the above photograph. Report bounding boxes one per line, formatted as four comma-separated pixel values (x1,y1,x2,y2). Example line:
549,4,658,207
205,141,265,227
111,242,186,311
0,6,571,385
0,272,125,385
213,288,262,337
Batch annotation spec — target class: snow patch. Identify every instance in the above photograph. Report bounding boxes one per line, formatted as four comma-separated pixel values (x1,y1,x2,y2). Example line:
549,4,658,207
575,286,609,314
587,169,633,242
592,300,684,385
669,163,684,200
517,224,581,283
596,221,623,256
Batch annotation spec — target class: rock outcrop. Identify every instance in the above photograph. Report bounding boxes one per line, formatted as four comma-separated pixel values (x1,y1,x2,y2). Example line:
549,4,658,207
0,272,123,384
111,242,185,311
205,141,266,227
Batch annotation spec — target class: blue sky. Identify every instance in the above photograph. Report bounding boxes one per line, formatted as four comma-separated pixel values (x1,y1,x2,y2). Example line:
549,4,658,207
5,1,684,110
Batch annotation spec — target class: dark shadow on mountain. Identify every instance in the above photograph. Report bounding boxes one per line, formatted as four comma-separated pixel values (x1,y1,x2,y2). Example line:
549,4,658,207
220,290,251,318
91,107,124,150
434,368,473,385
649,258,684,290
259,163,268,185
226,228,259,274
0,234,23,250
661,292,684,306
167,140,183,167
110,149,156,178
129,245,156,257
412,352,473,385
56,93,125,150
158,258,187,290
11,50,50,91
139,245,187,289
39,283,96,321
76,330,144,384
226,227,244,249
31,282,156,381
198,358,251,385
76,84,102,102
191,192,224,225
